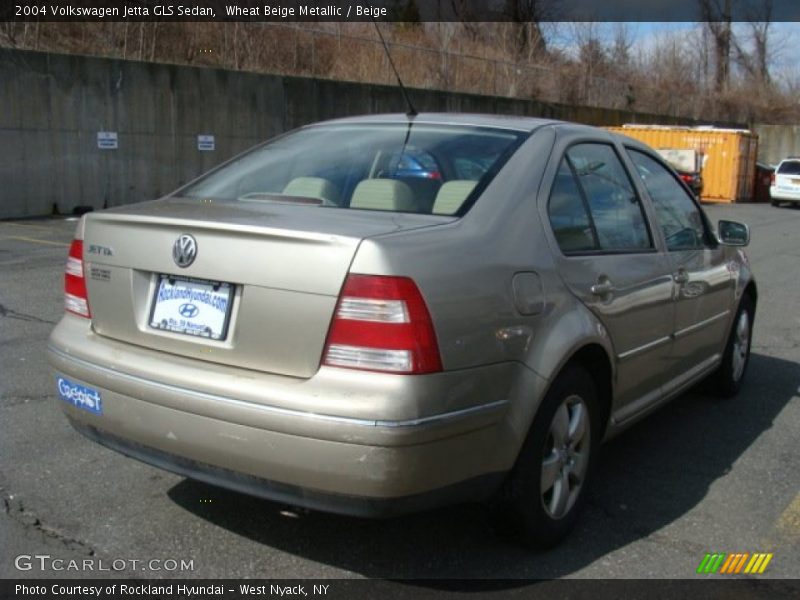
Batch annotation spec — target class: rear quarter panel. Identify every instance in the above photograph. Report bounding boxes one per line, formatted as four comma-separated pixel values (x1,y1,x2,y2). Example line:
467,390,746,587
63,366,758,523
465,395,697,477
349,126,616,457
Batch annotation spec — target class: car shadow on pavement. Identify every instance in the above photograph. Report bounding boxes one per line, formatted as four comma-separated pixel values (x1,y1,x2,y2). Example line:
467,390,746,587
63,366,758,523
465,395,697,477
167,352,798,580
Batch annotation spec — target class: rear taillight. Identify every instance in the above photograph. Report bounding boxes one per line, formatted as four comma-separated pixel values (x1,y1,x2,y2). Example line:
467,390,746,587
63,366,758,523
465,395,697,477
679,173,693,184
65,239,91,318
770,172,775,185
322,274,442,374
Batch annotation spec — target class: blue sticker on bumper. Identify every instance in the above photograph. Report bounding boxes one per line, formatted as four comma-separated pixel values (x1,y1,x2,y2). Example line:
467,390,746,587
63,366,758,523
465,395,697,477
56,376,103,415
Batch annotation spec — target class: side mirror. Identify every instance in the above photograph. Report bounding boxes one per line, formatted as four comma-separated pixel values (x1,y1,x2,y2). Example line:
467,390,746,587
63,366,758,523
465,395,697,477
717,220,750,246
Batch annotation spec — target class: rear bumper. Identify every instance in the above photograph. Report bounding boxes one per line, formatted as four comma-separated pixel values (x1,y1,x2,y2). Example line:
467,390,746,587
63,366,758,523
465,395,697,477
770,186,800,202
48,316,541,513
68,419,504,517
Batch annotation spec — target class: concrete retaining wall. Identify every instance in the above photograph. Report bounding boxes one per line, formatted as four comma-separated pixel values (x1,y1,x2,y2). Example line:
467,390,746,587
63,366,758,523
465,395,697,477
0,48,718,219
753,124,800,167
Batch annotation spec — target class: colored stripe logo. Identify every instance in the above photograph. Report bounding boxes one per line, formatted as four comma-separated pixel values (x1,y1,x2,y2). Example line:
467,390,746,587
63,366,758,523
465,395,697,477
696,552,773,574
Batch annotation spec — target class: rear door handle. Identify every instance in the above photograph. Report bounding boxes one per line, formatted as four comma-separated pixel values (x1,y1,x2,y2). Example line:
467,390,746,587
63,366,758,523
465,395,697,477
673,269,689,284
590,280,615,296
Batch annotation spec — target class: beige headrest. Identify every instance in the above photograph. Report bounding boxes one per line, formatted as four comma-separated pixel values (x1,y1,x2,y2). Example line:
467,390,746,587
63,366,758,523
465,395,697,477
350,179,416,212
283,177,340,205
432,180,477,215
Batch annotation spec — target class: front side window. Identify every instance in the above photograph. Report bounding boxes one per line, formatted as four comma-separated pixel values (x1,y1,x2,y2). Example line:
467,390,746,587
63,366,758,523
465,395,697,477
179,124,523,215
627,149,708,251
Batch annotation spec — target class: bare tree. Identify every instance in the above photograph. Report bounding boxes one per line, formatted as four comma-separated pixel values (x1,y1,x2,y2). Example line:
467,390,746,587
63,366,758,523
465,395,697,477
447,0,483,41
389,0,421,23
502,1,557,58
0,22,18,46
609,23,634,68
560,23,611,106
699,0,733,91
732,0,773,85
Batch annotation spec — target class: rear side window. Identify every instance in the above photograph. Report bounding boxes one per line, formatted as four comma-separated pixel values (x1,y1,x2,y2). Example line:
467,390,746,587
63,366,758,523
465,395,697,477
548,143,652,254
548,160,597,252
627,149,709,251
179,124,524,215
777,160,800,175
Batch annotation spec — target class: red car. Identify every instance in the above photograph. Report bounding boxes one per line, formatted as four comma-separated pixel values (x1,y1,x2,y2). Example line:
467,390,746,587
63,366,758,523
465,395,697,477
677,169,703,199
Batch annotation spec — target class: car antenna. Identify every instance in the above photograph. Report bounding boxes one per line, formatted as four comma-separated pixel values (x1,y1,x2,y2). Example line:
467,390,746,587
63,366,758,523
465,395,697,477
372,20,417,117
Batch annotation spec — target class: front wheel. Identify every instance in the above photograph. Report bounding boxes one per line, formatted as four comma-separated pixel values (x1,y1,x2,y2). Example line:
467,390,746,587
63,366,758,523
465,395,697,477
496,365,599,548
708,295,754,398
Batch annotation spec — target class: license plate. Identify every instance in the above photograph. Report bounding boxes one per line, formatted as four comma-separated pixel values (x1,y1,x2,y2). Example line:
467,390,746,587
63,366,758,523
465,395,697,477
57,376,103,415
149,275,233,340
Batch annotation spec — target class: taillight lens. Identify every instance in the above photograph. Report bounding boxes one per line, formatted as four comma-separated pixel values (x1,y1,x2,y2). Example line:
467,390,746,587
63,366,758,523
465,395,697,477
65,239,91,318
770,172,776,185
322,274,442,374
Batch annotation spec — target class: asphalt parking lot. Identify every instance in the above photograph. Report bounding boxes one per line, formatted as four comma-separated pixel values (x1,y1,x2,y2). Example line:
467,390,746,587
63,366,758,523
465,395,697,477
1,204,798,582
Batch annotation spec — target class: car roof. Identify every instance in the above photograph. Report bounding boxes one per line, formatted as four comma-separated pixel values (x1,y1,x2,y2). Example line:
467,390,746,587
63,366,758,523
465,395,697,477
300,113,653,152
306,112,561,133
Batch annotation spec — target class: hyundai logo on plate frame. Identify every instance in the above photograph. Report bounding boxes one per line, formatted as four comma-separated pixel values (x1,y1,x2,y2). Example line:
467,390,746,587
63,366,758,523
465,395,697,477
179,303,200,318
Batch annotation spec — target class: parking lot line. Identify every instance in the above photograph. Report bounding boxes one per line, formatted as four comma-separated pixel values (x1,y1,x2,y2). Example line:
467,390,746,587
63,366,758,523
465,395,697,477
762,491,800,554
0,235,69,247
775,491,800,542
0,221,54,231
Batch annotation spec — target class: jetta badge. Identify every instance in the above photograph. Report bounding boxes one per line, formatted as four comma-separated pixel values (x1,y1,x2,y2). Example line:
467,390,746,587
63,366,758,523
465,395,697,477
172,234,197,268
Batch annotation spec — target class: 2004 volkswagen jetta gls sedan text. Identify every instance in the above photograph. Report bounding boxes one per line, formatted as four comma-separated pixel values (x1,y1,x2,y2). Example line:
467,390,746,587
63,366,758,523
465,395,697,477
48,114,756,547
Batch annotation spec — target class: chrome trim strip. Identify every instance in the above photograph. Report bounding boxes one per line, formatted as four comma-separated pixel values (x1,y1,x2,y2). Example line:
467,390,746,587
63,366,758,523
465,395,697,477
673,311,730,339
617,310,731,361
374,401,509,428
617,336,672,361
47,345,508,430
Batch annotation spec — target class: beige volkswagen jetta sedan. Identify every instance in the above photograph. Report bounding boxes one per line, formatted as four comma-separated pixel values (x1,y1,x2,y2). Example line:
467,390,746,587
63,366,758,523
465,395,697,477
48,114,756,547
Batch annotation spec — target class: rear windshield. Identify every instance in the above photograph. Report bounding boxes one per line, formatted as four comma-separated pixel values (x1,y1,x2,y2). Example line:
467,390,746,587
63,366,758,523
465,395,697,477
777,160,800,175
180,124,525,215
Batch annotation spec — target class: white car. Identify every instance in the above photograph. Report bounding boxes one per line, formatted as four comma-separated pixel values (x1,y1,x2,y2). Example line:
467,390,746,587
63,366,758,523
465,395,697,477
770,158,800,206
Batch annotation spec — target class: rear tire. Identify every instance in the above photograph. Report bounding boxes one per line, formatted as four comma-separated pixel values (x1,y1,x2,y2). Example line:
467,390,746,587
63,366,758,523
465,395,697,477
707,295,754,398
495,365,600,548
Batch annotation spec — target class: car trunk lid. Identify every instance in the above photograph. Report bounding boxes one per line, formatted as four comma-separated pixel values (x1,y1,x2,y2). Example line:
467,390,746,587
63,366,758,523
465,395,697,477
81,197,451,378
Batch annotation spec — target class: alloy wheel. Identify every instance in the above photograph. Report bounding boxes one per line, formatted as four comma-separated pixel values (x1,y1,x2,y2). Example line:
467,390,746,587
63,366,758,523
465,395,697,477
540,394,591,519
731,310,751,383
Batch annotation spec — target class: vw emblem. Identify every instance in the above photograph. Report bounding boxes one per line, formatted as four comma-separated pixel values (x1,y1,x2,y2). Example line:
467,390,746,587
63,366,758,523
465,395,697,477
179,303,199,318
172,234,197,268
